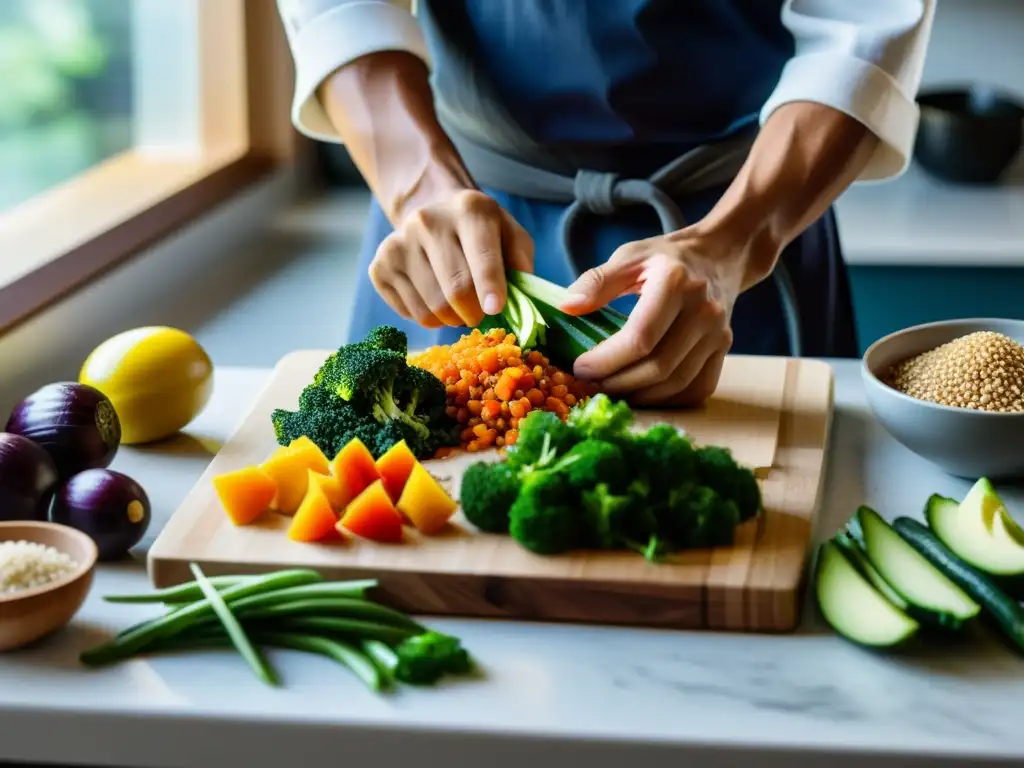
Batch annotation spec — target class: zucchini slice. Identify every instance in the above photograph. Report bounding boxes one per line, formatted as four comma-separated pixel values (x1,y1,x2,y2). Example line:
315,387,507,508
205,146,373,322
832,530,963,630
847,506,980,621
926,485,1024,577
814,540,919,647
893,517,1024,656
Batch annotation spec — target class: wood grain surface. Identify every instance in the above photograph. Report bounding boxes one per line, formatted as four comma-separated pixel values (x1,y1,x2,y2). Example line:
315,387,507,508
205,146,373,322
148,351,834,632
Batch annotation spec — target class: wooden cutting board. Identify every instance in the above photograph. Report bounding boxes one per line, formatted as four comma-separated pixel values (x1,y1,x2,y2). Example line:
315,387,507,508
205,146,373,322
148,351,834,632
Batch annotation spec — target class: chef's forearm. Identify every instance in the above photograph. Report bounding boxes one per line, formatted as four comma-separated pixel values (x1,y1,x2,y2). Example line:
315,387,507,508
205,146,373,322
317,51,476,224
696,102,878,289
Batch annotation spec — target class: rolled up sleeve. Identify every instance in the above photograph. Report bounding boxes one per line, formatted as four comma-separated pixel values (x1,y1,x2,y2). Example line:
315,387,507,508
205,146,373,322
761,0,937,181
276,0,429,143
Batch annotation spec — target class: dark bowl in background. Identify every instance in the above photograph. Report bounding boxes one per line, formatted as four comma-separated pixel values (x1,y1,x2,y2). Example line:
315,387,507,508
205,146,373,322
914,86,1024,185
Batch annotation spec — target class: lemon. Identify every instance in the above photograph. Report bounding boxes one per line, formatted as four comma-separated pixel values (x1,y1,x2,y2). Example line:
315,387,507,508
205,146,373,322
79,327,214,445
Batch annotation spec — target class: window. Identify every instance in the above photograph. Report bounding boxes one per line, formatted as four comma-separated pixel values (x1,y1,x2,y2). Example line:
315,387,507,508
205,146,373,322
0,0,300,336
0,0,133,211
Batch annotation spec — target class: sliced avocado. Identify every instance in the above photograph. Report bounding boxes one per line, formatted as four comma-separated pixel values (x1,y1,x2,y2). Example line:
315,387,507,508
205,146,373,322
815,540,919,647
925,482,1024,576
849,506,980,621
993,510,1024,550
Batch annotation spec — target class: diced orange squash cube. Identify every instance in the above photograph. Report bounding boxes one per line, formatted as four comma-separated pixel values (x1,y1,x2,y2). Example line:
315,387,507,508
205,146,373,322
308,469,353,510
375,440,417,502
330,438,380,500
397,462,457,535
213,466,277,525
339,480,404,543
287,481,339,542
286,436,330,475
260,445,330,516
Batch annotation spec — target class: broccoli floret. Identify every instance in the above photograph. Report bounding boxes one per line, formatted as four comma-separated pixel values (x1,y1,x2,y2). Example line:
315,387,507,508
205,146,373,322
688,485,742,547
321,345,408,407
365,325,408,353
400,365,448,415
271,397,374,458
508,472,581,555
363,632,473,686
633,424,698,489
297,383,335,412
392,631,473,685
558,439,627,492
581,482,635,548
348,418,413,459
507,410,579,468
460,461,521,533
655,484,740,549
566,393,633,442
695,445,761,522
291,329,457,460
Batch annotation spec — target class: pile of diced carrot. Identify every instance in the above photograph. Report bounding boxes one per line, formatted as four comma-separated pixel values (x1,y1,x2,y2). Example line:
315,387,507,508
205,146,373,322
408,328,598,453
212,436,457,544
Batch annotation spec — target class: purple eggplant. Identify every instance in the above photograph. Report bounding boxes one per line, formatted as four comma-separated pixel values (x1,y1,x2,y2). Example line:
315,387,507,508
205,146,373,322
6,382,121,480
0,432,59,522
50,469,150,560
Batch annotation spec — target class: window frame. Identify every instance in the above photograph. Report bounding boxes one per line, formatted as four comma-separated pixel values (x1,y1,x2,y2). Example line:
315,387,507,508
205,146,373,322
0,0,305,336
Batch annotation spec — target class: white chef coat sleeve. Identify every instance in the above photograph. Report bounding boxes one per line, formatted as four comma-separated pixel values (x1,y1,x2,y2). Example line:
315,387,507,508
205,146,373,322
760,0,937,181
276,0,428,144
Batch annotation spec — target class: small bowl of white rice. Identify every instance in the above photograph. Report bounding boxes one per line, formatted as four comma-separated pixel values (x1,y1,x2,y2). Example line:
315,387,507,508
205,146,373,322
0,522,98,651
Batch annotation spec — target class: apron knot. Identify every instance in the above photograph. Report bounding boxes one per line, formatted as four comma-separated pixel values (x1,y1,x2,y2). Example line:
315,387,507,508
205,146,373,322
572,170,619,215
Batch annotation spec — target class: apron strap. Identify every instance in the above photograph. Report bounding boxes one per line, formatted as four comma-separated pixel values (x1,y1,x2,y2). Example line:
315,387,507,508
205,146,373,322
451,130,805,358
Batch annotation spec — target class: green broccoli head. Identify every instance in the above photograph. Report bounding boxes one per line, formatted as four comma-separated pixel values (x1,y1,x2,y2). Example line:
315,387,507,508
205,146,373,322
695,445,761,522
391,631,473,685
557,439,628,492
508,472,581,555
326,345,408,405
655,484,740,549
271,397,375,458
459,460,521,534
566,393,633,442
631,423,698,492
580,482,635,549
507,410,579,468
299,329,458,460
400,365,448,415
365,325,408,354
348,419,411,459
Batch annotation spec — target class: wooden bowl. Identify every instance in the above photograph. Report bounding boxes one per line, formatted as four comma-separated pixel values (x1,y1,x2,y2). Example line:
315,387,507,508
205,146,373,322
0,522,98,651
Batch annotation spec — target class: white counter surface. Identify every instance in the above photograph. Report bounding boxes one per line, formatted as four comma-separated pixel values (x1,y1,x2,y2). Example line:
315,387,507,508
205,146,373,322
1,360,1022,768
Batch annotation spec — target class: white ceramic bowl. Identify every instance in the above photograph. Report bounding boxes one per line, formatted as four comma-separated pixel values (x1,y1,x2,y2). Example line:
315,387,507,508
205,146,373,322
861,318,1024,480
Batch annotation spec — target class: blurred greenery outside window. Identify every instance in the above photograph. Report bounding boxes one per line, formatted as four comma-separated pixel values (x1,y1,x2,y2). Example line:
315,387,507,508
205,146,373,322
0,0,133,211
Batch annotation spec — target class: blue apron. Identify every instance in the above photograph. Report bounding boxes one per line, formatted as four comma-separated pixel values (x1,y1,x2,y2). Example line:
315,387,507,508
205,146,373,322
345,0,859,358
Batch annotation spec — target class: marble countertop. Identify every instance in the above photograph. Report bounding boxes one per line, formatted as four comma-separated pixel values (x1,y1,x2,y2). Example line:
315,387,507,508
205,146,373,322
1,360,1023,768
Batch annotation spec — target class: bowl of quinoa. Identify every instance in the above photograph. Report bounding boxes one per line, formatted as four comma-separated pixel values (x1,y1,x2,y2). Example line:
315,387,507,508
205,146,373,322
862,318,1024,480
0,521,97,651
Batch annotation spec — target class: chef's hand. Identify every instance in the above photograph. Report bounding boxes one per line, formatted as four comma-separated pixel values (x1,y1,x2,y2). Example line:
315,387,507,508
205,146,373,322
560,228,757,406
369,185,534,329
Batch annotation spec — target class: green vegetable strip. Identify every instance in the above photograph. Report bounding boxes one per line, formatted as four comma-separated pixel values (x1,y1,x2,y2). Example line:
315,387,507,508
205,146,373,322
232,597,425,631
255,631,385,692
115,580,384,641
103,574,262,604
278,616,418,644
361,639,400,679
80,569,325,666
188,564,278,687
209,579,380,612
148,629,386,693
